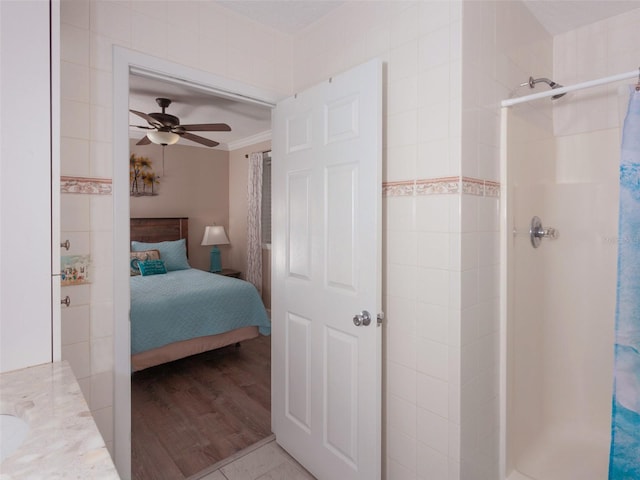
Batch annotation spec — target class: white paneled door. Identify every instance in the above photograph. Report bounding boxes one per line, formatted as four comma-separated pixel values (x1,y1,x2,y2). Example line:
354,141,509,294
271,59,382,480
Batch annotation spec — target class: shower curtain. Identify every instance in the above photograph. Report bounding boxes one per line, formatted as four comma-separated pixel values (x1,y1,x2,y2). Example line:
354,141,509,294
610,87,640,479
246,152,263,294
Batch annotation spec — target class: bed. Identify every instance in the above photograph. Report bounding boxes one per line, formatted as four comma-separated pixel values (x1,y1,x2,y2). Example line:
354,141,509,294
130,217,270,372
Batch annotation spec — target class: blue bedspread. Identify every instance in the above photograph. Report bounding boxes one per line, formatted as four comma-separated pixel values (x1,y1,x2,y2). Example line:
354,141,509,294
130,268,270,355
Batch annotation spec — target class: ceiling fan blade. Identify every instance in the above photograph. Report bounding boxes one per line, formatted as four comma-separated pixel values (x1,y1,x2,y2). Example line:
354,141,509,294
136,135,151,145
180,132,220,147
130,109,161,127
179,123,231,132
130,124,155,130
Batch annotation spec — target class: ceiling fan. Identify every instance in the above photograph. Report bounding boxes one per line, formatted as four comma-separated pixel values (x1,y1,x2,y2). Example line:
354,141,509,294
130,97,231,147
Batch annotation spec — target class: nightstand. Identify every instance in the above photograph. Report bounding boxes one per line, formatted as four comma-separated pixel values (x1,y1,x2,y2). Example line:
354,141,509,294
217,268,241,278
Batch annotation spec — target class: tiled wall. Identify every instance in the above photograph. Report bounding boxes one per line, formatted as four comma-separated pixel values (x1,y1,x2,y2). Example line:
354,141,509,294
59,0,293,455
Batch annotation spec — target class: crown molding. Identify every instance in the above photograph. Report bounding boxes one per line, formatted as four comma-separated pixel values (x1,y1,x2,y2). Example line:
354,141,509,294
225,130,272,151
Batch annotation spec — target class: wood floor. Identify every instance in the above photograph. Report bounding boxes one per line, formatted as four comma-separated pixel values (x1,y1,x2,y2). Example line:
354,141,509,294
131,334,272,480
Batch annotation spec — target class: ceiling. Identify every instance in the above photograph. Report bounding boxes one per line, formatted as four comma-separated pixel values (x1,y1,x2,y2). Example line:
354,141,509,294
129,1,640,150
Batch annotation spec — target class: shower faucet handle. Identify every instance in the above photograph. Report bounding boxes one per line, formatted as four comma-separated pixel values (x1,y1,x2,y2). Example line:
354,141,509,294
530,216,559,248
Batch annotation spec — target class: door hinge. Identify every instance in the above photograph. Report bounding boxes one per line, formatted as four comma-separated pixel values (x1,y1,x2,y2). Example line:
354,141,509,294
377,312,384,327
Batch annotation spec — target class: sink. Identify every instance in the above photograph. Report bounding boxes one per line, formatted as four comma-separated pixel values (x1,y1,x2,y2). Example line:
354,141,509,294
0,414,29,462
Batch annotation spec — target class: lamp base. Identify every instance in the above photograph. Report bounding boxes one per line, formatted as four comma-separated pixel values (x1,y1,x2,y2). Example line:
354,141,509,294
209,245,222,273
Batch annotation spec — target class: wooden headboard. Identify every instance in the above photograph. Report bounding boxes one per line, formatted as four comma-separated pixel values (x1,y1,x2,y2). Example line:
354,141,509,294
130,217,189,257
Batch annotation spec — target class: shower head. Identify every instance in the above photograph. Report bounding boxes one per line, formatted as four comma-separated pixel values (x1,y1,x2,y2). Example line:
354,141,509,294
521,76,566,100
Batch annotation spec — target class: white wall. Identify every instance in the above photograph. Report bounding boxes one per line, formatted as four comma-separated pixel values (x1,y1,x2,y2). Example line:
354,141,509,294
0,0,54,373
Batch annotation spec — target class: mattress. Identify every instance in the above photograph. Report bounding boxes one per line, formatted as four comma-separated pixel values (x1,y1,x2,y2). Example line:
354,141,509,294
130,268,271,355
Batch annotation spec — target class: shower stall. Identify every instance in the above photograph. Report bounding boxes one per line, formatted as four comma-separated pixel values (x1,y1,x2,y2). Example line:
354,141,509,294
499,73,637,479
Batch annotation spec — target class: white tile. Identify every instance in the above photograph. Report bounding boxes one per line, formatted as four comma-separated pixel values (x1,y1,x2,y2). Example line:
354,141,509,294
90,104,112,143
61,194,91,232
198,471,227,480
130,0,167,22
90,1,131,43
61,341,91,379
417,407,448,455
90,195,113,232
131,12,167,59
386,264,417,300
419,1,450,35
90,370,113,411
388,230,418,266
416,442,449,480
389,75,419,115
61,304,90,346
61,61,90,102
256,460,315,480
91,302,114,339
417,233,449,270
416,139,450,179
92,406,114,443
387,361,417,404
388,393,417,439
60,231,90,257
221,442,289,480
477,266,498,303
387,458,418,480
61,137,90,177
61,23,90,65
386,144,417,182
386,196,416,233
90,69,112,108
61,99,91,140
91,335,113,374
90,34,115,72
388,425,417,473
416,302,448,344
388,325,417,368
91,230,114,268
416,268,449,308
417,102,449,143
89,141,112,178
460,232,478,272
90,265,114,305
416,372,448,418
390,4,419,48
418,27,450,71
385,296,417,336
415,195,452,233
416,337,448,380
389,40,419,82
61,0,90,29
388,110,418,148
418,65,450,107
168,25,200,70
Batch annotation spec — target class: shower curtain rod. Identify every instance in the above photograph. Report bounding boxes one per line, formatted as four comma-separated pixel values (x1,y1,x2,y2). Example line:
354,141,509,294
244,149,271,158
501,68,640,107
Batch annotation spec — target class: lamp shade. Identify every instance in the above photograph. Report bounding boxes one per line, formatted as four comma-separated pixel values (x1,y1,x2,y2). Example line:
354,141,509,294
201,225,230,246
147,131,180,146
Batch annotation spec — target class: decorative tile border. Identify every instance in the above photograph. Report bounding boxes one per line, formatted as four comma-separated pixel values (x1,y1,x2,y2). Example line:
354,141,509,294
383,177,500,198
61,176,112,195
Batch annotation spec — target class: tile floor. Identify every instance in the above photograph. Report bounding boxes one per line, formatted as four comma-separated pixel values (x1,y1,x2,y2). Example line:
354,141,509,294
193,439,316,480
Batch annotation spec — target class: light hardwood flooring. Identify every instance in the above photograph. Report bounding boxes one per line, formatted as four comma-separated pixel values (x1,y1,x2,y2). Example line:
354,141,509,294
132,334,272,480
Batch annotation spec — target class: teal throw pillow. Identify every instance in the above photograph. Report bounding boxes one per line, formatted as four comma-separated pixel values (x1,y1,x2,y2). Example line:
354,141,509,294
131,239,190,271
138,259,167,276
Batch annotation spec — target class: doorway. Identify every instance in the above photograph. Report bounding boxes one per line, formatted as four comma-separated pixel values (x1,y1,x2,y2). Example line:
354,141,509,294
113,47,279,479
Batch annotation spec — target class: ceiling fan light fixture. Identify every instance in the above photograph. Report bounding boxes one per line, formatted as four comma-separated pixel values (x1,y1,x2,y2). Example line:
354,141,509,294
147,131,179,146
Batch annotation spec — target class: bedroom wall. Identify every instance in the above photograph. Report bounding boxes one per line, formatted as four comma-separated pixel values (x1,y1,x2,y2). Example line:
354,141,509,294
60,0,292,457
129,140,230,272
228,140,272,308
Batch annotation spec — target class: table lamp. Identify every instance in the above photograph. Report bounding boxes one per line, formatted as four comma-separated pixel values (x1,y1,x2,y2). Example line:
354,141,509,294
201,225,230,273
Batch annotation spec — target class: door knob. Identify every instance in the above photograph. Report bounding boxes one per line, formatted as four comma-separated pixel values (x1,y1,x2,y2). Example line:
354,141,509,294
353,310,371,327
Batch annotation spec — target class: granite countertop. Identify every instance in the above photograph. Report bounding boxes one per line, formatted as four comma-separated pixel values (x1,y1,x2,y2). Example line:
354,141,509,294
0,361,120,479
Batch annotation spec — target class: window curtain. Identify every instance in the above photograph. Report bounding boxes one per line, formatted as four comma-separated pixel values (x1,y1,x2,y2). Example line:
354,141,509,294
246,152,263,294
609,86,640,479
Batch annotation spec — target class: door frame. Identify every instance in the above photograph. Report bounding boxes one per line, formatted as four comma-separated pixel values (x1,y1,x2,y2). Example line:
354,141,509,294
112,47,280,478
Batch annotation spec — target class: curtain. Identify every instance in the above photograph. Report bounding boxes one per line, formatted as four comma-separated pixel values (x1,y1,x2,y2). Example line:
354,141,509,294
246,152,263,294
609,86,640,479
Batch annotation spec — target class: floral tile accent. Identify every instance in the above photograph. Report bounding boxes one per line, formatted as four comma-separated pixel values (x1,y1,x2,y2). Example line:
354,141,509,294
61,176,112,195
383,177,501,197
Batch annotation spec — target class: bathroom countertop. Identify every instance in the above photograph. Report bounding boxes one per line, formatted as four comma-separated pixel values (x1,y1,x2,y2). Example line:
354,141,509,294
0,361,120,479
